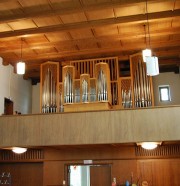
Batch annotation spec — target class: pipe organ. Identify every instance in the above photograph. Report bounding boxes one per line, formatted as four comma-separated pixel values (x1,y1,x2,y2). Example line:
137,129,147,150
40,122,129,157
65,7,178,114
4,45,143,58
40,62,59,113
40,54,154,113
130,53,154,108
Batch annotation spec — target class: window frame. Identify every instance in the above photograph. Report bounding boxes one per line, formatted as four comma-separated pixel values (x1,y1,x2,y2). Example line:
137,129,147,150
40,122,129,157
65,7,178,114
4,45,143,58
158,85,171,102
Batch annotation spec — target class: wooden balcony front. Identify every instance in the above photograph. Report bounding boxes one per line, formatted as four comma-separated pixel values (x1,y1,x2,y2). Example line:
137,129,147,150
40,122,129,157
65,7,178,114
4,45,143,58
0,106,179,148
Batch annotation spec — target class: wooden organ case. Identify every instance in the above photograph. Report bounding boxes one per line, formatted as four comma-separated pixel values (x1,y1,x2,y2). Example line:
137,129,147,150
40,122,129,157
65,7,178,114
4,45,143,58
40,54,154,113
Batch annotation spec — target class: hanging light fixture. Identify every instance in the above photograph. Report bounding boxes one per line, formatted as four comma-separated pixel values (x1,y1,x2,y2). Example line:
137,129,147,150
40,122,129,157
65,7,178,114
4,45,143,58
12,147,27,154
146,56,159,76
17,38,25,75
142,0,152,62
142,0,159,76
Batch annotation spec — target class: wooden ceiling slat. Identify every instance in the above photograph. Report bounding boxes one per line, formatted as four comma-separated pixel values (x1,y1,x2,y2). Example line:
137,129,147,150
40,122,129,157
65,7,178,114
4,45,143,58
8,19,37,30
3,38,180,64
86,8,115,21
0,0,166,23
33,16,62,27
60,12,87,24
69,29,94,39
0,10,179,38
45,32,72,42
148,1,174,13
175,1,180,9
49,0,81,10
94,25,119,37
0,23,12,32
1,27,180,54
0,0,179,81
115,4,145,17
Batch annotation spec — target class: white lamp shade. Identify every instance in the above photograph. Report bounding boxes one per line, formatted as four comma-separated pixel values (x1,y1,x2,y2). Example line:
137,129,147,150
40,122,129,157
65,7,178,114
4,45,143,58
141,142,158,150
146,56,159,76
142,49,152,62
12,147,27,154
17,62,25,75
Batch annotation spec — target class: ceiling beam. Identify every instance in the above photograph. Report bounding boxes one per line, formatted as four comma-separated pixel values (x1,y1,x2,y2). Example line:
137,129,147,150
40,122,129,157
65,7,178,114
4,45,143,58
1,27,180,53
0,0,157,23
0,9,179,39
2,39,180,65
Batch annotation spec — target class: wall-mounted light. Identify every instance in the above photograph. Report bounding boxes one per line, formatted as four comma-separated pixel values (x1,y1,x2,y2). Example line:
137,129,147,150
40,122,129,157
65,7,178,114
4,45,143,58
12,147,27,154
137,142,161,150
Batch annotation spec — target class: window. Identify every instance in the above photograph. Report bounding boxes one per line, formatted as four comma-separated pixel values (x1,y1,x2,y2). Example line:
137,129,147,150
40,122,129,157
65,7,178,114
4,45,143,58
159,85,171,102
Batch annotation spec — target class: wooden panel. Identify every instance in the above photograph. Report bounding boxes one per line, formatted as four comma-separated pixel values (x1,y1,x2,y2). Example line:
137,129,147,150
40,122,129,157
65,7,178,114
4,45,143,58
0,149,44,161
60,12,87,24
43,147,180,186
135,145,180,157
64,102,111,112
18,0,51,11
90,165,111,186
45,32,71,42
86,8,114,20
112,160,138,185
138,159,180,186
0,106,180,147
69,29,94,39
33,16,62,27
8,19,37,30
148,1,174,13
94,25,119,36
115,4,144,17
0,23,12,32
44,161,65,186
0,163,43,186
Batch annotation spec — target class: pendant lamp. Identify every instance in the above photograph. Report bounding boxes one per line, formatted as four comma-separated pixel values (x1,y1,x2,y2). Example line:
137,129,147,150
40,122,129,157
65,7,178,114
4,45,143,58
146,56,159,76
17,38,25,75
142,0,152,62
142,48,152,62
17,61,25,75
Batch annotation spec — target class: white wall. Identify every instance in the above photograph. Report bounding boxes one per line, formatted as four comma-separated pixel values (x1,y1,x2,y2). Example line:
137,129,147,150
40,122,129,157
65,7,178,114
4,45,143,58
32,83,40,114
153,72,180,106
0,57,32,115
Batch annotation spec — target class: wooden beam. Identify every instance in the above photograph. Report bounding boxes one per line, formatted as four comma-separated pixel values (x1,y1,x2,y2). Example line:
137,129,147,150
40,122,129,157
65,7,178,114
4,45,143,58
0,10,179,38
4,41,180,66
0,0,157,23
0,27,179,53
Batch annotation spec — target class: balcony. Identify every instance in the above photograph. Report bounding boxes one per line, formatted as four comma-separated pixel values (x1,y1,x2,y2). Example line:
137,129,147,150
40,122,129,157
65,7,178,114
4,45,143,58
0,106,179,148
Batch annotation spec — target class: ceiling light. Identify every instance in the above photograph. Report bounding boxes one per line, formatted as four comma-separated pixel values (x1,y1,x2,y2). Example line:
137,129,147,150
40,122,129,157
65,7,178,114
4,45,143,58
142,49,152,62
17,62,25,75
17,38,25,75
12,147,27,154
146,56,159,76
137,142,161,150
142,1,152,62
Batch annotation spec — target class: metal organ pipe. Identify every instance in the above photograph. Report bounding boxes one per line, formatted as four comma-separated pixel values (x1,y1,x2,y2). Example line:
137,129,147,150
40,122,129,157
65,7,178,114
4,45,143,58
98,69,108,101
42,68,57,113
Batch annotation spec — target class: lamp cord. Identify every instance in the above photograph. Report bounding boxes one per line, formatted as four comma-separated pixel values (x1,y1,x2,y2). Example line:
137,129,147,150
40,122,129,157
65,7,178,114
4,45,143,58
21,38,23,61
145,0,151,48
144,24,147,48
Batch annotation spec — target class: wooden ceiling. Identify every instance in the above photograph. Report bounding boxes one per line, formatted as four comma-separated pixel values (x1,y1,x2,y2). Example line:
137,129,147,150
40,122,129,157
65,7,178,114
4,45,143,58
0,0,180,83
